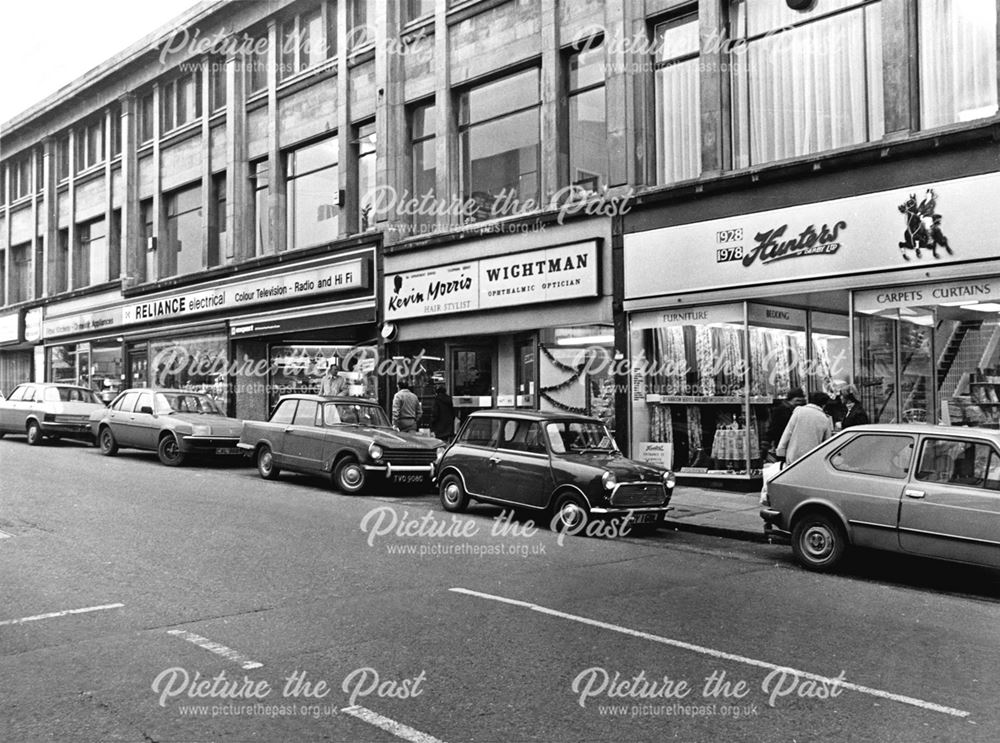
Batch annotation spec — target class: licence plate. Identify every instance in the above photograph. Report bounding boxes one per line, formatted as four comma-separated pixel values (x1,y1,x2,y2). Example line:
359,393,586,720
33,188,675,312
391,474,426,483
215,447,242,456
632,512,659,524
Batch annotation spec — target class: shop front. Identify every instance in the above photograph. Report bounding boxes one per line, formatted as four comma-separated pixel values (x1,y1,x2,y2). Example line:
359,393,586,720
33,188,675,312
383,220,615,435
0,308,37,395
40,248,377,419
623,170,1000,480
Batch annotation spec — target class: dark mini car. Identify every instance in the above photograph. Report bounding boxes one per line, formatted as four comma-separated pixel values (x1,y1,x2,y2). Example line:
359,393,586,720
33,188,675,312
436,410,675,533
761,423,1000,572
91,388,243,466
0,383,106,445
238,395,443,493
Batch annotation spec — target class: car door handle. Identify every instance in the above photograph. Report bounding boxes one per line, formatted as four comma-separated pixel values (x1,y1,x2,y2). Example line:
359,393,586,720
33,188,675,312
284,427,294,433
904,488,925,499
488,456,501,465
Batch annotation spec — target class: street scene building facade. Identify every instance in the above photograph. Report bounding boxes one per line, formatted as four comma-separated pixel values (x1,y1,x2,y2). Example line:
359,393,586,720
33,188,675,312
2,0,999,478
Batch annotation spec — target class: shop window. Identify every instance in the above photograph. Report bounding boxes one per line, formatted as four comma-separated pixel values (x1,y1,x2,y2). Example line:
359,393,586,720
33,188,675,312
89,342,123,404
653,15,700,184
209,57,227,111
150,334,229,405
919,0,999,128
268,345,377,412
515,339,535,408
409,101,436,232
286,137,339,250
252,160,270,255
48,343,90,386
164,183,203,278
74,217,108,289
730,0,884,168
161,70,203,133
458,68,541,222
396,341,445,430
10,243,32,304
567,37,608,192
354,121,377,232
139,93,155,142
76,118,105,172
280,6,326,80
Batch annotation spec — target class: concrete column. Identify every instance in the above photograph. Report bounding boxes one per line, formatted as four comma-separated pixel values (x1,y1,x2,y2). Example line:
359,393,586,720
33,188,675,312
881,0,915,136
120,95,141,288
201,60,213,268
104,107,118,281
699,0,728,175
606,0,648,187
267,19,286,253
227,49,250,263
153,82,165,281
337,1,352,239
1,165,8,304
42,138,58,296
540,0,560,203
378,0,406,242
31,146,43,299
433,0,455,231
67,129,78,289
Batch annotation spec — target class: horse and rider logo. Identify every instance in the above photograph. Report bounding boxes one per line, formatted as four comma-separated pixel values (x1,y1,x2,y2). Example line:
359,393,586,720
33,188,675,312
897,189,952,260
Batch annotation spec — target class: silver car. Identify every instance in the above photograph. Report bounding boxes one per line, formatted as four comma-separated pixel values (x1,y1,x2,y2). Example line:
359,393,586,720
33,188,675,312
761,423,1000,572
0,383,106,445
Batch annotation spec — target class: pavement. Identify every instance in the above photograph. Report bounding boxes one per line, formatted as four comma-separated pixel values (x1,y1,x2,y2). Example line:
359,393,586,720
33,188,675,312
664,483,766,542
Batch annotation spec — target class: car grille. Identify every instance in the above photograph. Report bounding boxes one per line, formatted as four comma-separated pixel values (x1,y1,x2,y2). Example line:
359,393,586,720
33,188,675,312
611,483,667,507
383,448,437,466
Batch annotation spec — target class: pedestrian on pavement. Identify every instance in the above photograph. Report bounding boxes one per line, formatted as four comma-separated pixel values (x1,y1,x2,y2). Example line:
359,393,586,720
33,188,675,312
839,383,869,429
776,391,833,464
391,380,422,432
429,385,456,442
764,386,805,461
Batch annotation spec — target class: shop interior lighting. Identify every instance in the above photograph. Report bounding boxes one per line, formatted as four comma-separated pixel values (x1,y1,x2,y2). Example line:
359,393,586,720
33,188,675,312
908,315,935,326
960,303,1000,313
555,334,615,346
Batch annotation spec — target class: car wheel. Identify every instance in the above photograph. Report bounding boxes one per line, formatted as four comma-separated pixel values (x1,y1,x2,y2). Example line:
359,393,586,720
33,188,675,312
257,445,280,480
98,427,119,456
157,434,186,467
26,421,43,446
334,457,367,494
552,494,589,535
791,512,846,572
439,473,469,513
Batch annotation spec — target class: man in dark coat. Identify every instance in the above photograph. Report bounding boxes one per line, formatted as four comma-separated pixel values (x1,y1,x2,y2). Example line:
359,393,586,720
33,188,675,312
839,383,870,428
430,385,455,441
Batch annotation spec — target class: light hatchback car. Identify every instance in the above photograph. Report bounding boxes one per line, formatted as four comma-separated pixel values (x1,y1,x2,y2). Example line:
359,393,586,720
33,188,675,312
761,423,1000,572
437,410,674,533
91,388,244,466
0,383,106,445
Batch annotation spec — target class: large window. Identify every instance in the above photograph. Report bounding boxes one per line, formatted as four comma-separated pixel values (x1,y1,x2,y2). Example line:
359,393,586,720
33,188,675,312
164,184,203,277
731,0,884,167
139,93,155,142
161,71,202,132
919,0,999,128
209,57,227,111
349,0,374,48
56,136,70,181
459,68,541,222
280,6,327,80
567,38,608,191
286,137,339,249
76,118,105,172
10,243,31,304
355,121,377,232
151,333,229,406
11,155,32,200
410,101,436,232
75,218,108,288
247,33,269,94
654,16,701,184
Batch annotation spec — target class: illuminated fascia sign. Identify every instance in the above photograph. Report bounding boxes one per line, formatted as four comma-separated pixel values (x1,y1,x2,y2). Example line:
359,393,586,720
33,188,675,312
855,278,1000,313
42,308,123,340
384,241,599,321
0,312,20,344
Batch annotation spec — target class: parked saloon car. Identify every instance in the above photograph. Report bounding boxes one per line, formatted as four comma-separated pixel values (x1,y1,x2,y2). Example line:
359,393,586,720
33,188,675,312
238,395,443,493
761,423,1000,572
0,383,106,445
91,388,243,466
437,410,675,534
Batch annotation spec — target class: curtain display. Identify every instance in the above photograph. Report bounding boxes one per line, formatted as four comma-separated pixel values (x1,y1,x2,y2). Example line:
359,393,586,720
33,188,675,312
748,328,808,398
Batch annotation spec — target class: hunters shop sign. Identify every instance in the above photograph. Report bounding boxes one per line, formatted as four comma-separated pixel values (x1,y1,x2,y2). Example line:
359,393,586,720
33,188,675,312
624,172,1000,300
384,241,599,321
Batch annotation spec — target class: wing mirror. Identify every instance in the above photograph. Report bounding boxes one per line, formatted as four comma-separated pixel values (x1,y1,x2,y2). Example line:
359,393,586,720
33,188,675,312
139,405,154,415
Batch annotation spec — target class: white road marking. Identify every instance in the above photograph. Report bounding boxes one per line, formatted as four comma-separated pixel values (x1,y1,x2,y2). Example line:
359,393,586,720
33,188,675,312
341,705,447,743
165,629,263,670
450,587,970,719
0,602,124,627
0,530,12,538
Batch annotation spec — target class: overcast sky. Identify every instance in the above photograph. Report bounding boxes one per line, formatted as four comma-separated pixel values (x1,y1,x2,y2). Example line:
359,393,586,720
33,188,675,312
0,0,203,126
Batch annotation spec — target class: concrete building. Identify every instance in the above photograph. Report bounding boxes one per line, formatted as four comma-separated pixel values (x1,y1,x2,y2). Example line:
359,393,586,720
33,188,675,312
1,0,999,478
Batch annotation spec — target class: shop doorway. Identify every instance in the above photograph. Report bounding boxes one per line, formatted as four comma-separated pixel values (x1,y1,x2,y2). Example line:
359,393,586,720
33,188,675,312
451,346,494,421
126,344,148,388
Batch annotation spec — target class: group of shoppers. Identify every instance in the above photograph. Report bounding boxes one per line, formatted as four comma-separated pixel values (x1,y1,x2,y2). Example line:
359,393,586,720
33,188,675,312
765,384,869,464
390,381,456,441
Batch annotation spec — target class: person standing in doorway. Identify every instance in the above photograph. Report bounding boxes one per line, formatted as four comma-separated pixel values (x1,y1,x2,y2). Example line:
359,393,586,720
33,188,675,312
839,384,870,429
391,380,422,432
430,385,456,442
776,391,833,465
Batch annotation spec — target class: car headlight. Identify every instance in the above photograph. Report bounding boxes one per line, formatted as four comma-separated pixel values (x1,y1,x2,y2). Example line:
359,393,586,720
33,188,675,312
760,482,769,506
435,446,445,462
368,442,384,461
190,424,212,436
662,471,675,489
601,471,617,491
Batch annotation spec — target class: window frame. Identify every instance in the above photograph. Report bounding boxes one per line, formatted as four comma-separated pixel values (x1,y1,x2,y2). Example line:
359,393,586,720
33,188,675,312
565,36,608,191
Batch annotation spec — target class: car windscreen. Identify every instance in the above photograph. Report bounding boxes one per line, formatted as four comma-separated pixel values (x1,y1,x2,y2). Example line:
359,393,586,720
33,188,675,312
333,403,390,427
44,387,100,404
154,392,223,415
545,421,618,454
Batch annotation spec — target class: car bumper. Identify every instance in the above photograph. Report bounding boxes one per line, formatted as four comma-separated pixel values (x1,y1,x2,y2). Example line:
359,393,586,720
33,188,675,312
363,463,436,479
40,421,94,438
590,505,673,518
760,508,791,542
180,436,244,454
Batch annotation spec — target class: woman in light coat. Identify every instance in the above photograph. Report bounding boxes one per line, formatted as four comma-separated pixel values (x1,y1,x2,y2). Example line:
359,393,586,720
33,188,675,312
776,391,833,464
